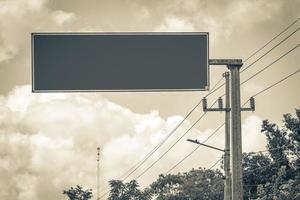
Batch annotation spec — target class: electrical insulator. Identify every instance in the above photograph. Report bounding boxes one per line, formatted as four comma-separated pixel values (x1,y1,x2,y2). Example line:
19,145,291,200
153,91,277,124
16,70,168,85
250,97,255,111
218,97,223,109
202,97,207,111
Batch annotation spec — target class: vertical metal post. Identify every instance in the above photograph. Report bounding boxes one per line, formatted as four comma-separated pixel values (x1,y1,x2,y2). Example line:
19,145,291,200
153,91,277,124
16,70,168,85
97,147,100,200
224,72,232,200
228,64,243,200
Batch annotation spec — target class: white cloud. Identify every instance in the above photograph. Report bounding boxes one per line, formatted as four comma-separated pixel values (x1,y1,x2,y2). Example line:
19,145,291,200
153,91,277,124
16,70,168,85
52,10,76,26
154,16,195,31
242,115,267,152
193,114,266,153
0,0,45,15
242,82,265,96
0,0,291,198
0,0,76,64
227,0,282,26
0,85,269,199
0,85,196,199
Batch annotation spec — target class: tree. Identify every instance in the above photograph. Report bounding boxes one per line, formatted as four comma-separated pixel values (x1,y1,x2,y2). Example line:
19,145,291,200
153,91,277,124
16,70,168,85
181,168,224,200
242,153,274,199
108,179,152,200
150,168,224,200
243,109,300,199
150,174,185,200
63,185,93,200
108,168,223,200
106,109,300,200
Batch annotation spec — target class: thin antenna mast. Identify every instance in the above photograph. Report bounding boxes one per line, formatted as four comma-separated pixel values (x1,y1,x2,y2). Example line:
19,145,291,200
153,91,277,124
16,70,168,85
97,147,100,200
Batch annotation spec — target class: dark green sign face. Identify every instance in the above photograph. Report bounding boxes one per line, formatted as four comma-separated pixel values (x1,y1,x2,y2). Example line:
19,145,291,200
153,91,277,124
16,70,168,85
32,32,209,92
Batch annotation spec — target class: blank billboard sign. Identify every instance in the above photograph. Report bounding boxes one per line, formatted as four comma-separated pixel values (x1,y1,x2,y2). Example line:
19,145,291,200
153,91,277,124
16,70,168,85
32,32,209,92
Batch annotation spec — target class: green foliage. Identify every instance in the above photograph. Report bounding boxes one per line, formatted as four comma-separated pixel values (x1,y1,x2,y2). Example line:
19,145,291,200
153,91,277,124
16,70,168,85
63,185,92,200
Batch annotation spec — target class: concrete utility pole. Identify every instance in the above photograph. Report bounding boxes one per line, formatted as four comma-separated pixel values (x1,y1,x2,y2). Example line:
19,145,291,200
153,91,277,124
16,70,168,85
201,71,231,200
228,63,243,200
209,59,255,200
224,72,232,200
97,147,100,200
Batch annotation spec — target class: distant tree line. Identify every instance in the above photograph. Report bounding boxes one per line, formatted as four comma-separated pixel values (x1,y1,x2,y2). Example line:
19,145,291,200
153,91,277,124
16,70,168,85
63,109,300,200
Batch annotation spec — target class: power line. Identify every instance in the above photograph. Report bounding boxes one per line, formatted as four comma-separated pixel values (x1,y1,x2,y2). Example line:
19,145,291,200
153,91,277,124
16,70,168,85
99,70,299,200
161,42,300,187
99,191,109,200
207,20,300,97
135,112,208,179
99,80,227,200
190,21,299,101
252,68,300,98
208,37,298,99
133,53,300,183
209,157,223,170
100,63,297,198
100,108,207,199
240,44,299,86
99,19,300,199
240,74,300,176
246,145,292,155
137,26,299,196
237,147,292,183
206,82,225,98
199,68,300,181
244,181,289,188
120,99,203,181
98,80,225,199
243,18,300,63
217,49,300,101
166,123,225,174
242,68,300,107
211,76,225,92
99,100,221,199
100,144,225,199
243,157,288,175
205,76,227,98
238,72,300,177
135,99,219,180
166,125,291,174
241,27,299,73
120,78,225,181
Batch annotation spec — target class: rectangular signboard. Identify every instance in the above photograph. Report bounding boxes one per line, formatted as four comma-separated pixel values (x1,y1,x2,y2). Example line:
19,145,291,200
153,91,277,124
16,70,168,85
32,32,209,92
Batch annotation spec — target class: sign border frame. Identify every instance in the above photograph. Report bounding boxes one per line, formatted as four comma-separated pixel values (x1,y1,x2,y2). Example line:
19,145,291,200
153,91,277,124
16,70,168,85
31,32,209,92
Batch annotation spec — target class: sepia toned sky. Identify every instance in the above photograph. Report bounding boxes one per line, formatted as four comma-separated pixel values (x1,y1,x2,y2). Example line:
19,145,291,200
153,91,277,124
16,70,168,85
0,0,299,200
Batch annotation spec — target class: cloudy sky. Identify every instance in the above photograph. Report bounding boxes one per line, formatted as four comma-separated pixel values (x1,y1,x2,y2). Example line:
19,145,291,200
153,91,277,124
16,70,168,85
0,0,299,199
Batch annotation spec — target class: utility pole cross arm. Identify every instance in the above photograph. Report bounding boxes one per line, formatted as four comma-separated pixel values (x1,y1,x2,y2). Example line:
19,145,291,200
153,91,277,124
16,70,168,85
241,97,255,111
202,97,228,112
209,59,243,66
